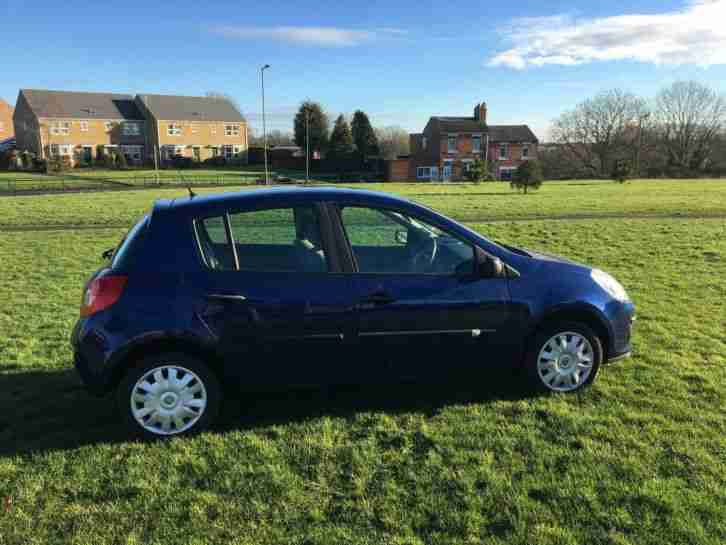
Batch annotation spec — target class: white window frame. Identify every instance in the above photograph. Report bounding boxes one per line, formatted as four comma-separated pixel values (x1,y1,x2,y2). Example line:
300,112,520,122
225,124,240,137
190,123,199,134
50,121,71,135
499,166,517,180
421,136,427,150
50,143,72,156
80,120,89,132
223,144,234,159
447,134,457,153
121,145,143,161
210,125,217,135
521,144,530,159
472,134,482,153
167,123,182,136
416,166,432,179
499,143,509,160
122,122,141,136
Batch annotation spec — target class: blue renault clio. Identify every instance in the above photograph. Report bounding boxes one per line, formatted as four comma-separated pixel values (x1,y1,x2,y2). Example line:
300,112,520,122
71,188,634,438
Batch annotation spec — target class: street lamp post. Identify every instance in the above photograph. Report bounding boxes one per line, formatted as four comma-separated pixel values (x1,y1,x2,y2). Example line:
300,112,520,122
305,109,310,184
636,112,650,178
260,64,271,185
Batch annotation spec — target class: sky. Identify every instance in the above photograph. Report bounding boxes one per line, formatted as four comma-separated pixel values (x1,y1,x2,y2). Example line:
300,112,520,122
2,0,726,140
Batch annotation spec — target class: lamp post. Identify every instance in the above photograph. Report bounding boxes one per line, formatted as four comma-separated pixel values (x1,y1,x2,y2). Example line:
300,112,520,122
260,64,271,184
636,112,650,178
305,109,310,184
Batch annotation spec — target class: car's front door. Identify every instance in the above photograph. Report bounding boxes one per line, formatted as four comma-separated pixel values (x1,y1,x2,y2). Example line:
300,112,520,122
193,202,359,388
332,204,511,380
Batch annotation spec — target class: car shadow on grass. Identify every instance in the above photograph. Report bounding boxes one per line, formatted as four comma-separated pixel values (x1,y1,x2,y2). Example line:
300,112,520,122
0,366,531,456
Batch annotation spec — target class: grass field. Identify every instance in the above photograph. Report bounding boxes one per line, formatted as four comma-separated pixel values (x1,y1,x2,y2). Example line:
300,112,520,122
0,180,724,544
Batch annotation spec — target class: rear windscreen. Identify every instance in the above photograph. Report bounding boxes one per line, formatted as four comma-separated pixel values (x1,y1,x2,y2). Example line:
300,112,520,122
111,215,149,270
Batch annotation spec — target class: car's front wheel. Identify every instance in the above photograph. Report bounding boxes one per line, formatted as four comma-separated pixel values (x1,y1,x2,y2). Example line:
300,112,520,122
525,321,603,393
117,353,222,438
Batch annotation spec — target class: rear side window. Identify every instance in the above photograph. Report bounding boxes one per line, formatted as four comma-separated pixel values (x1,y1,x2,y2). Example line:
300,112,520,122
112,215,148,270
195,206,328,273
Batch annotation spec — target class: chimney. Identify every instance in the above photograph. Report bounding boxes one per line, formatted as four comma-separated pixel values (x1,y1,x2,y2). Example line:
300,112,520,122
478,102,487,124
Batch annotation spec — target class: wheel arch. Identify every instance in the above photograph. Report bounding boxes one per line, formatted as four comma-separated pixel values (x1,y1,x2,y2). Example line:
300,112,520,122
526,303,613,363
106,335,227,393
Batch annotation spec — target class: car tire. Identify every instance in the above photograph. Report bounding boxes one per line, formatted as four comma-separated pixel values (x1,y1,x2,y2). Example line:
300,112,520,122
117,352,222,439
525,321,603,394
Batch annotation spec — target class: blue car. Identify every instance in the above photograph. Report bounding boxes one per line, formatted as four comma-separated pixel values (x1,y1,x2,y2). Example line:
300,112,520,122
72,187,634,437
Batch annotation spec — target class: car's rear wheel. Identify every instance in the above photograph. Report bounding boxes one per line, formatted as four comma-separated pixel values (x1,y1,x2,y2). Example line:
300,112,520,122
525,321,603,393
117,353,221,438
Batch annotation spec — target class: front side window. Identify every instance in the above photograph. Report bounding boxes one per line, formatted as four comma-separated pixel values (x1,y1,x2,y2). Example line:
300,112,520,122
340,206,474,275
448,135,457,153
472,135,481,153
196,206,328,273
225,124,240,136
417,166,431,179
499,143,509,159
50,121,70,135
123,122,141,136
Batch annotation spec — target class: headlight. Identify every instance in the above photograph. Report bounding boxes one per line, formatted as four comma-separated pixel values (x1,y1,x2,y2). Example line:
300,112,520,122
591,269,630,301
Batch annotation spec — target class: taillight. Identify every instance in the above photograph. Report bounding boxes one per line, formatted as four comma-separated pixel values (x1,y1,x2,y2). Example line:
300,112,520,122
80,275,127,317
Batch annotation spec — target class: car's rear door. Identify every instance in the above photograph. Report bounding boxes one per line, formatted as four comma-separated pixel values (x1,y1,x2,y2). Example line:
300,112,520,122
192,200,360,388
329,202,512,380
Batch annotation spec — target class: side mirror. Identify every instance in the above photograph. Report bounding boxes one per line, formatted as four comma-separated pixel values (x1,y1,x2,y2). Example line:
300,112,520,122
475,248,506,278
395,229,408,244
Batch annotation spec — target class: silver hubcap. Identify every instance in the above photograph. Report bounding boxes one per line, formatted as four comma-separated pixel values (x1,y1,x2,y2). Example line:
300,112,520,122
537,332,594,392
131,365,207,435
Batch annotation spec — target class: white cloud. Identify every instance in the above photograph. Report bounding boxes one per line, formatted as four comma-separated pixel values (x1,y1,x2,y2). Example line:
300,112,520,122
211,25,404,47
488,0,726,69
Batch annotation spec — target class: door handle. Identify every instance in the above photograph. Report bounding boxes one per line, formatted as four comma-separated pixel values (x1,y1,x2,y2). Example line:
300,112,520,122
205,294,247,303
360,291,396,306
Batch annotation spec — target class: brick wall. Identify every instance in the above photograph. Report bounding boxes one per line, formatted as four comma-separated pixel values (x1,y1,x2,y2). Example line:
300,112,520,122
385,158,410,181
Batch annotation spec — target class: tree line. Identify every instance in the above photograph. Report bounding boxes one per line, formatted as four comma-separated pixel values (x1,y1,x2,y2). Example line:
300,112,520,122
249,101,410,160
544,80,726,179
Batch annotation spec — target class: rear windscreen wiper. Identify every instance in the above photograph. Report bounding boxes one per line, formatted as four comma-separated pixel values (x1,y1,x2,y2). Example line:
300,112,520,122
102,248,115,260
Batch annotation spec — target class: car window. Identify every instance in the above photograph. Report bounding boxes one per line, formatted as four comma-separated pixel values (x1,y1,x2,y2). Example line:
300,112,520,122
111,215,148,270
340,206,474,275
196,206,328,273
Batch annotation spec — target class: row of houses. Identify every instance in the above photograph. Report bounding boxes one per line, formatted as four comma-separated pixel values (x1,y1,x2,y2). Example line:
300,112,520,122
8,89,248,166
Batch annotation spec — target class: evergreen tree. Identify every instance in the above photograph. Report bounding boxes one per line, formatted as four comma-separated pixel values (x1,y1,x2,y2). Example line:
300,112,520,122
294,101,329,160
351,110,379,160
328,115,354,158
511,160,544,194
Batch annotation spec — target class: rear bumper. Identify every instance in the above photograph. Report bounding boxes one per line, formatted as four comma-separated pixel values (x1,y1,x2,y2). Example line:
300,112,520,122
606,349,632,364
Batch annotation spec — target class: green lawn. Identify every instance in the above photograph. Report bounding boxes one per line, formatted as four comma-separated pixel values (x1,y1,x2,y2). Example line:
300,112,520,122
1,179,725,229
0,183,724,544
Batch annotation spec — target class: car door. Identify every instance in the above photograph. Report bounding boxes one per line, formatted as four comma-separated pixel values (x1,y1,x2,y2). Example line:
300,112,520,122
193,201,360,388
330,203,512,380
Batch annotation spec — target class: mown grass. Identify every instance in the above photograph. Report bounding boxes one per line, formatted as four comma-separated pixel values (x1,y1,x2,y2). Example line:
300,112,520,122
0,179,724,544
1,179,726,229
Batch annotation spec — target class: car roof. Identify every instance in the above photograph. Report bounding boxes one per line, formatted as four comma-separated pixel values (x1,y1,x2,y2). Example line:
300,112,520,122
155,186,418,216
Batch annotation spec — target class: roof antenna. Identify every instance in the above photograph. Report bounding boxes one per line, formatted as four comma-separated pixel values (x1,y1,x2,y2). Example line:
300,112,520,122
187,185,196,198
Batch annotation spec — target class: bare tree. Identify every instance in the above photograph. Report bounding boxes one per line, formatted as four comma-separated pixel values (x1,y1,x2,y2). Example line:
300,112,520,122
654,81,726,172
551,89,648,177
205,91,246,121
375,126,410,160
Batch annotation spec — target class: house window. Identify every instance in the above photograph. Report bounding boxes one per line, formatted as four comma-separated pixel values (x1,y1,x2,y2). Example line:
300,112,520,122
472,135,481,153
447,135,457,153
462,159,474,173
522,144,529,159
50,144,72,156
210,125,217,135
225,124,240,137
80,120,88,132
123,122,141,136
121,145,143,162
499,143,509,160
416,166,431,179
191,123,199,134
210,146,219,157
421,136,427,150
223,145,234,160
499,167,516,181
104,121,114,132
50,121,71,135
167,123,182,136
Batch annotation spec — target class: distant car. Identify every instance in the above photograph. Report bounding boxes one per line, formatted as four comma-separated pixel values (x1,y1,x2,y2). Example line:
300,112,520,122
72,188,634,438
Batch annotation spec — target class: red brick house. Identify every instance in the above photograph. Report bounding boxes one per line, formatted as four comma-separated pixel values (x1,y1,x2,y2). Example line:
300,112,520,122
404,102,538,181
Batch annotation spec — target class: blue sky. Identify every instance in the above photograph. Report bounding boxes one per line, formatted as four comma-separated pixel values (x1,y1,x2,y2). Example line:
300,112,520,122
2,0,725,140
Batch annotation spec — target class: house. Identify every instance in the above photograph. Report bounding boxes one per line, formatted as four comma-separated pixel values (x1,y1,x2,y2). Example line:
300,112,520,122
136,94,248,165
406,102,538,181
0,97,15,144
13,89,146,165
